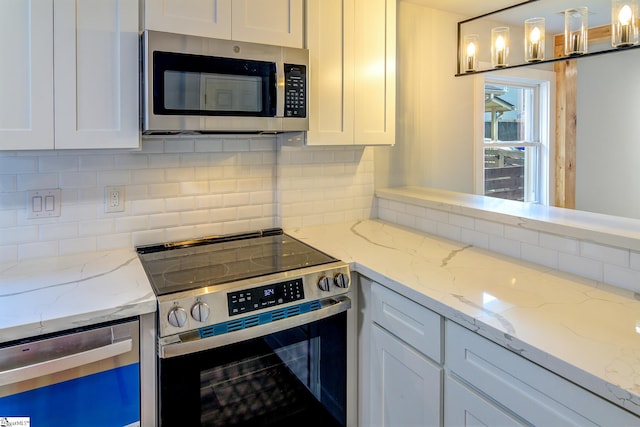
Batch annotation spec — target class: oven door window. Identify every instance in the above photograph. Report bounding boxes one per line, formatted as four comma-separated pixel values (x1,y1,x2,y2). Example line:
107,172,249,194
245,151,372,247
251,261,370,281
159,312,346,427
153,51,277,117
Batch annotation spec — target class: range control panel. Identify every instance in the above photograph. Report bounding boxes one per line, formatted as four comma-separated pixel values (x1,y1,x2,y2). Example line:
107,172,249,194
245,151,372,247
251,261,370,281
283,64,306,118
227,278,305,316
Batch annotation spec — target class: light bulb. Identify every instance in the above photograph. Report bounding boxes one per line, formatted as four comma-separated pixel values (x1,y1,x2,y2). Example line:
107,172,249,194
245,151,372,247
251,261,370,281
530,26,541,43
619,4,632,25
467,42,476,56
496,35,506,50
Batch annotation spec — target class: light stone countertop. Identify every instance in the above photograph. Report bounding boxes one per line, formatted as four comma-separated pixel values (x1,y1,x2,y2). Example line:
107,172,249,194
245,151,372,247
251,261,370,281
0,248,156,342
287,220,640,416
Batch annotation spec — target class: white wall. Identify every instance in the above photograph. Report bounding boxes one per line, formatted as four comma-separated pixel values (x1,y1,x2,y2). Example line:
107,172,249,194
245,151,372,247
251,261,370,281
375,2,475,193
0,137,375,263
576,49,640,219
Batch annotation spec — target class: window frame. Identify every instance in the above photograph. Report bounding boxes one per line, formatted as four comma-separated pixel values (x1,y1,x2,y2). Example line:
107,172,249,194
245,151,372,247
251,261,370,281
473,68,556,206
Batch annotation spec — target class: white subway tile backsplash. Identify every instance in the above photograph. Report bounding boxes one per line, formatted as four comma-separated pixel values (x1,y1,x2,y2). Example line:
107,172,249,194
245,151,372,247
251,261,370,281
539,233,578,254
559,253,604,282
59,237,97,256
504,225,539,245
521,243,558,269
603,264,640,293
195,139,224,152
39,156,78,172
489,235,521,258
18,241,58,260
165,196,196,212
40,223,78,241
580,241,629,267
2,136,374,262
60,172,97,189
164,139,195,153
631,251,640,271
436,223,462,242
460,228,489,249
181,210,210,225
17,173,59,191
449,213,474,230
475,218,504,236
132,199,165,215
0,156,37,174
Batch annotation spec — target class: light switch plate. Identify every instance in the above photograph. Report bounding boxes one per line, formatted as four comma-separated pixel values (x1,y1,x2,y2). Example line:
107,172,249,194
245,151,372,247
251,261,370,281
27,189,61,219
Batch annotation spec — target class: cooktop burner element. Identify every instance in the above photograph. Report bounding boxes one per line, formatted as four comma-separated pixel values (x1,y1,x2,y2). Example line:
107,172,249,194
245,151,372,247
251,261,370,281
137,228,337,296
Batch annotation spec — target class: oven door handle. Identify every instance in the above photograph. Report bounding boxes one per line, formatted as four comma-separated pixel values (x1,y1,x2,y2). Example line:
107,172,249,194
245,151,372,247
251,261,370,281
0,339,132,387
159,295,351,359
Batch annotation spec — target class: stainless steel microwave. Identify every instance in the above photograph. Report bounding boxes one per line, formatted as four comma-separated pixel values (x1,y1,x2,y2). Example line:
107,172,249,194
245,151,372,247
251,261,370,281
142,30,309,134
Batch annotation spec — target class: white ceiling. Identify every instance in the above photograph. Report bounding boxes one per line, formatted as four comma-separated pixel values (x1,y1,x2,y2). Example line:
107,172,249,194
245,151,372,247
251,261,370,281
403,0,523,19
405,0,612,32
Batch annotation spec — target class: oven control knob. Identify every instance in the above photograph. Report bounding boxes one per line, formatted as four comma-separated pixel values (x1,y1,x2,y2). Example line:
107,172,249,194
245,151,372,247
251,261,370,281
191,302,210,322
167,307,187,328
333,273,350,288
318,276,331,292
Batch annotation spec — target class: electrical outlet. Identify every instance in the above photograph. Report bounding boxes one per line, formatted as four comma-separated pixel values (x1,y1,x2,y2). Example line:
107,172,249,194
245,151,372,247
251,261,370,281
27,189,61,219
105,186,125,213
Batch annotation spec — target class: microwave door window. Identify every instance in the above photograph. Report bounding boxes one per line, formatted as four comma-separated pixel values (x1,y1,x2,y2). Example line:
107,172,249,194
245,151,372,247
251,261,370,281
164,71,201,111
202,74,262,113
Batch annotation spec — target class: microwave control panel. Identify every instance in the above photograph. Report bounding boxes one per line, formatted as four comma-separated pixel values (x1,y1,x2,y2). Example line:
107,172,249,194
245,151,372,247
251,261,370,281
284,64,307,118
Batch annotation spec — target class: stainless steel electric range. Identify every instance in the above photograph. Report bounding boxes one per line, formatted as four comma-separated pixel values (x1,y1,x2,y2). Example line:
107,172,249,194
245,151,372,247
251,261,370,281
137,228,352,426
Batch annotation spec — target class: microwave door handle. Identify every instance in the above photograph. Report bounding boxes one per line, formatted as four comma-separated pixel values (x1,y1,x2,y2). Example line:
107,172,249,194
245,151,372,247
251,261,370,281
0,338,133,387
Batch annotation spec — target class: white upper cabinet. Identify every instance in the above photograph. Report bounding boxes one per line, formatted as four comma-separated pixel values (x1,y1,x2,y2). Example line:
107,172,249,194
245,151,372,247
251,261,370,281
143,0,303,48
306,0,396,146
142,0,232,39
0,1,54,150
232,0,303,47
55,0,140,149
0,0,140,150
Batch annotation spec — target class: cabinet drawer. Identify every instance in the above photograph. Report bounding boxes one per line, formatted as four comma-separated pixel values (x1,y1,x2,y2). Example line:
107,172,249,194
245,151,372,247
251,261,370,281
445,321,639,426
371,283,442,363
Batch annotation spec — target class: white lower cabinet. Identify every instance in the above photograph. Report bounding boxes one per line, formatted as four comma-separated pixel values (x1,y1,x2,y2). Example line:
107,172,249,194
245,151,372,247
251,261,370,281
358,278,640,427
361,280,443,427
370,325,442,426
445,320,640,426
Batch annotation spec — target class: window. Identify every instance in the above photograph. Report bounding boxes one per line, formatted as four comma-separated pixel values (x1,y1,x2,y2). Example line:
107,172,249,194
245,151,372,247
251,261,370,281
474,69,554,206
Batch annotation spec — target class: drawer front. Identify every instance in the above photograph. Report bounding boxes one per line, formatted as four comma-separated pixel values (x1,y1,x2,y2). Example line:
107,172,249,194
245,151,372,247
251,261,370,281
445,321,639,426
371,282,442,363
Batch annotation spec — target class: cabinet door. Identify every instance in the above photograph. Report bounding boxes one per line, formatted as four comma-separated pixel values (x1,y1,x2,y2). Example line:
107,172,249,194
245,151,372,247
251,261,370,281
353,0,395,146
306,0,355,146
445,375,527,427
306,0,395,146
231,0,303,48
0,0,54,150
370,324,442,426
54,0,139,149
144,0,232,39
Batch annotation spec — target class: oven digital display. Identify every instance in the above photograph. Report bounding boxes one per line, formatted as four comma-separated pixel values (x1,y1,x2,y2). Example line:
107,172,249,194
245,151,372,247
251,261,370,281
227,278,305,316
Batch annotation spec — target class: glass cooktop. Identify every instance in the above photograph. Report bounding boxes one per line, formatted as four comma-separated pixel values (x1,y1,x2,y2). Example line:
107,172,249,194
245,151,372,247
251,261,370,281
136,229,337,296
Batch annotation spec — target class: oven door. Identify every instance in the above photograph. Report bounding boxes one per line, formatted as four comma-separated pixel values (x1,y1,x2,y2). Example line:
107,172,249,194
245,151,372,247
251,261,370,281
158,302,348,426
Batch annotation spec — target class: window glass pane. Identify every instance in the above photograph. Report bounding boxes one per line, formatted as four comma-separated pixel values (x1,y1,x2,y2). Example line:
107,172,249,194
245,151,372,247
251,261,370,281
484,84,534,142
484,146,538,202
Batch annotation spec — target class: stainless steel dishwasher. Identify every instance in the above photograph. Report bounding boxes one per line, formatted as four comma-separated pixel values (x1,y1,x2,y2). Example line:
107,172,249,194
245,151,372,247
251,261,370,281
0,318,140,427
